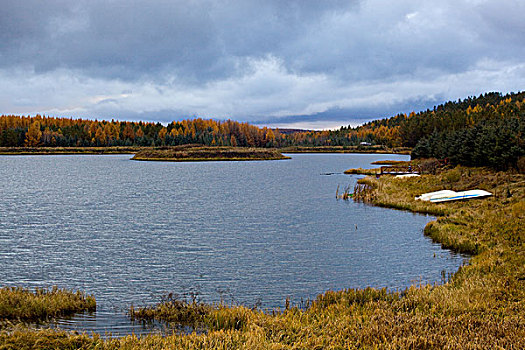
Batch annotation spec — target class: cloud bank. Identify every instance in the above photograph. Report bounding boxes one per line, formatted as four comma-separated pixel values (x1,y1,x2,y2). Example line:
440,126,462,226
1,0,524,129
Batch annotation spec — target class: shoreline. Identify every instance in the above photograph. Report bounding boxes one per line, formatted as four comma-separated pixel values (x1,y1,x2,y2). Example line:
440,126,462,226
0,146,140,155
1,166,523,348
280,146,411,154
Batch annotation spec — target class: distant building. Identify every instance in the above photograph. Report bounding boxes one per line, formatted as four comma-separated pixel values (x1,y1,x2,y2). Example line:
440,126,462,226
360,142,371,146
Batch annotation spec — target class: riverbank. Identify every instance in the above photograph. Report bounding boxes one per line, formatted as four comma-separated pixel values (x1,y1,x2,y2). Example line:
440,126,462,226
131,146,290,161
0,146,141,155
2,166,523,348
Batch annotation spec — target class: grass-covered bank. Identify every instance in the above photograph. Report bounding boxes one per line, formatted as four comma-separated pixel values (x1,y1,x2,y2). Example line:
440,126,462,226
131,145,290,161
354,167,524,252
352,167,525,317
1,167,524,349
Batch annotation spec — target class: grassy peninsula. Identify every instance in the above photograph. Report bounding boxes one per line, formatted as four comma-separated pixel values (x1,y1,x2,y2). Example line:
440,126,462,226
2,166,524,348
0,287,95,321
131,145,290,162
343,167,381,175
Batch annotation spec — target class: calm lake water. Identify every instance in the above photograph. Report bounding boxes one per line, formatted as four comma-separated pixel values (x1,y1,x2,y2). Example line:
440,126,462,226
0,153,467,335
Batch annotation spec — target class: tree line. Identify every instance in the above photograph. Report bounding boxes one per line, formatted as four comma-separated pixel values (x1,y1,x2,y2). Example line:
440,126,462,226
328,91,524,169
0,114,403,149
0,114,396,149
1,90,524,169
0,117,282,148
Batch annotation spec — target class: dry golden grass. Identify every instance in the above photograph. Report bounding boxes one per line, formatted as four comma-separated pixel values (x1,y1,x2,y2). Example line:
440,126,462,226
343,167,380,175
0,286,95,321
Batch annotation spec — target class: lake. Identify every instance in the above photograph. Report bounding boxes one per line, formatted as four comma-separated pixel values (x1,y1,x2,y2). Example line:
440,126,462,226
0,153,467,335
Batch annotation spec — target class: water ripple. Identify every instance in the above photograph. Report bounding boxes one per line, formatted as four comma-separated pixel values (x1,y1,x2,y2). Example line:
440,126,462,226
0,154,468,335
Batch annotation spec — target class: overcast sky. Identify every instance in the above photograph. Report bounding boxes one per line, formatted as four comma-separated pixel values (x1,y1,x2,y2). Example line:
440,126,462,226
1,0,524,129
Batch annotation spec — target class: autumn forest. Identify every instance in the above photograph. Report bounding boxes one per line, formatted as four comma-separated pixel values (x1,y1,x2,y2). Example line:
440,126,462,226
1,91,524,170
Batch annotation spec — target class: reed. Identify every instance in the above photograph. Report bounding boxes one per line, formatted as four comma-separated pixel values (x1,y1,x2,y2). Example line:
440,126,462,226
129,294,211,326
0,286,96,321
336,185,353,200
129,294,252,332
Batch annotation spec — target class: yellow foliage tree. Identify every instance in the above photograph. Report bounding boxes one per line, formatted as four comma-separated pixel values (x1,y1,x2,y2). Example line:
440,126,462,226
25,122,42,147
122,123,135,140
265,128,275,143
95,127,106,145
158,128,167,143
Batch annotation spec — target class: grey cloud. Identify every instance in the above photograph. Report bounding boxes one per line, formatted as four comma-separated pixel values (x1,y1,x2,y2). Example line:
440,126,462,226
1,0,524,127
257,94,444,128
3,0,523,82
0,0,358,81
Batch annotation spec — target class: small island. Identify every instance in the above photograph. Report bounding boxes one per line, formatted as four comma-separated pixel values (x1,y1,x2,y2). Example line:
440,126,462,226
131,145,290,162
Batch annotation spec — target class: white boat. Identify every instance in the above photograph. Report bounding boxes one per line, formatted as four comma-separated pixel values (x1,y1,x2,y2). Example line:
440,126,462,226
415,190,457,201
416,189,492,203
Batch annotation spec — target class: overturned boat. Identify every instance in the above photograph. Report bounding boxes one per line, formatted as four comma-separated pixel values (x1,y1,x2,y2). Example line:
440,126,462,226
416,189,492,203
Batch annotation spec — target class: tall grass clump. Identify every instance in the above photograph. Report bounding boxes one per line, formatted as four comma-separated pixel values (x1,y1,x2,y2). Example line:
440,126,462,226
311,287,400,310
0,286,96,321
129,293,211,326
129,293,252,332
